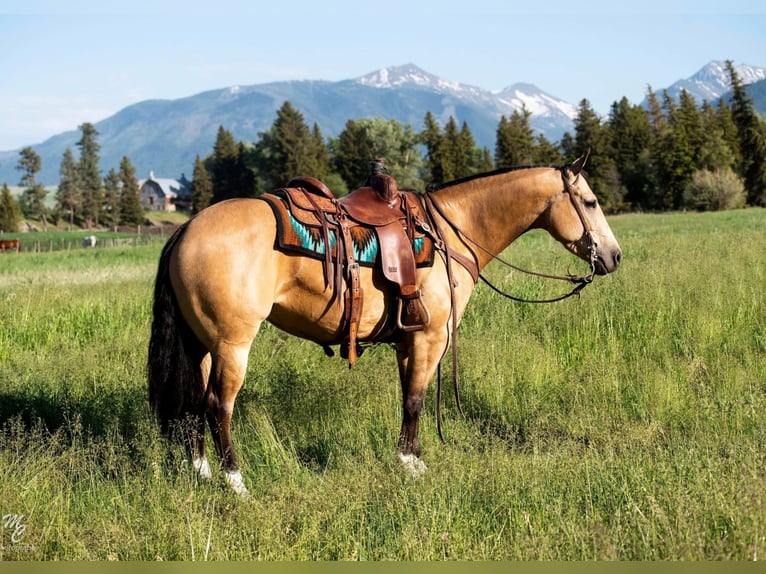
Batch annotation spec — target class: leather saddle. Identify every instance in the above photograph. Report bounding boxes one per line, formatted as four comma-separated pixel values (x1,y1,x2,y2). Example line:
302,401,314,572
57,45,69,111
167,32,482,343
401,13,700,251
279,172,432,365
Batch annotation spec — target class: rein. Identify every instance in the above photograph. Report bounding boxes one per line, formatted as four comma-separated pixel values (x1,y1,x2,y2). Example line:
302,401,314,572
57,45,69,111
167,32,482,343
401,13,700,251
429,167,598,304
421,166,599,442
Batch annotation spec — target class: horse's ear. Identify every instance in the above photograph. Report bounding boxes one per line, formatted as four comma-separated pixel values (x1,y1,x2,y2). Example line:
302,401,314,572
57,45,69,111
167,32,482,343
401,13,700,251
569,148,591,175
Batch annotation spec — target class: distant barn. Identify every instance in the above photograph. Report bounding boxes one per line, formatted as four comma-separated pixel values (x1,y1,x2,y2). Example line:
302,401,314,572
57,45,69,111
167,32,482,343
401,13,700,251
139,172,192,212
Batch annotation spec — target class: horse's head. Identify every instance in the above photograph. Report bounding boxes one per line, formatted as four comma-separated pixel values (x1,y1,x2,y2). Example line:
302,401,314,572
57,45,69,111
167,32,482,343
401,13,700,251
539,151,622,276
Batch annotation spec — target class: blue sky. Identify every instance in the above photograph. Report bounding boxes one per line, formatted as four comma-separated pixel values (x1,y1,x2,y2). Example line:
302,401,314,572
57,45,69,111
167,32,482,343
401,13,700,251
0,0,764,150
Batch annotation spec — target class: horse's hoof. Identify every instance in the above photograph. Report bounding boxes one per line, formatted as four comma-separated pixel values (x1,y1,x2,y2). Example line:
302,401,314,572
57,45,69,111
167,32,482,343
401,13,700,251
398,452,427,479
193,457,212,480
225,470,249,497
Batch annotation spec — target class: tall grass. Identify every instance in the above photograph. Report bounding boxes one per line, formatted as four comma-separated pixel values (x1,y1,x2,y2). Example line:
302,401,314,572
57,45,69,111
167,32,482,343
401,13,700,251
0,209,764,560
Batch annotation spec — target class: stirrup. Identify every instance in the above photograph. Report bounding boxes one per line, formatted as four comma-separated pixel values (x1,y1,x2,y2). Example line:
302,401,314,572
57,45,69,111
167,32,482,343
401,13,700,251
396,291,430,332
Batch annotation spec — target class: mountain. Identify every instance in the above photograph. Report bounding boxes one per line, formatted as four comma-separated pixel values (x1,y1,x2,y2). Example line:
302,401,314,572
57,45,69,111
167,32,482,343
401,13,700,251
0,64,577,186
647,60,766,104
745,78,766,116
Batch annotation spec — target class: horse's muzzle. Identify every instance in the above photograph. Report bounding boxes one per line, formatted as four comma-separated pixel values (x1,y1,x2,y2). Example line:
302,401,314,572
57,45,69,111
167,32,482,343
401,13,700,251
594,248,621,275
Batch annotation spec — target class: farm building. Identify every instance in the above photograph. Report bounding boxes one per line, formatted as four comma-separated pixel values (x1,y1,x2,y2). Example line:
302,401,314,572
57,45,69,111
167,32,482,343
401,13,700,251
139,172,192,212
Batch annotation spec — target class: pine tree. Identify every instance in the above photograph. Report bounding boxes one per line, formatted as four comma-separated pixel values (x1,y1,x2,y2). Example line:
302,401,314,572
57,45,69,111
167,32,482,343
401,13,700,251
210,126,240,203
698,101,736,172
77,122,102,228
254,101,325,190
190,155,213,214
726,60,766,205
440,117,461,182
661,90,697,209
102,168,121,230
310,123,331,181
118,156,144,226
715,98,741,169
495,107,534,167
608,97,654,208
475,147,494,173
55,148,81,228
332,119,376,189
0,183,22,232
421,112,445,185
572,99,614,204
532,134,563,166
677,89,704,169
16,146,48,228
455,121,478,179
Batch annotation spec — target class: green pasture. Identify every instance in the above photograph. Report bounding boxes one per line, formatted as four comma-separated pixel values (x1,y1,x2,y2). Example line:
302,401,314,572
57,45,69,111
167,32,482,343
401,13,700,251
0,209,764,560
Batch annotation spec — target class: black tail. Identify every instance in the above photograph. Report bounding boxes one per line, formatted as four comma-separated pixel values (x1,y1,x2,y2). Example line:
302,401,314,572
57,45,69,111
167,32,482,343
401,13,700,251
147,223,205,437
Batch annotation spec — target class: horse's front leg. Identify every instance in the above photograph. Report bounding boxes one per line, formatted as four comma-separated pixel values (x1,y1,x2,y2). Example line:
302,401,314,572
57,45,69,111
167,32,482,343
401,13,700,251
395,334,444,478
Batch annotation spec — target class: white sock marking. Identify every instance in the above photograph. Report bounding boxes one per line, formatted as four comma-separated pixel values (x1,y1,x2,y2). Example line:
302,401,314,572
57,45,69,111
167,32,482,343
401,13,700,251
225,470,249,497
193,457,212,479
398,452,428,478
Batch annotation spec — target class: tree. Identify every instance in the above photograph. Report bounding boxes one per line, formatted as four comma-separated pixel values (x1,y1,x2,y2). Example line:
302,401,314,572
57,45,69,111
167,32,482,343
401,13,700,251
571,98,615,205
495,107,535,168
255,101,326,191
726,60,766,205
332,119,377,190
330,117,423,191
16,146,48,227
684,167,746,211
118,156,144,226
102,168,121,230
0,183,22,232
190,155,213,214
55,148,81,227
698,101,737,173
453,120,478,180
77,122,103,228
532,134,563,166
475,147,495,173
310,123,332,181
659,90,698,209
420,111,445,185
210,126,241,204
608,97,655,209
439,116,461,182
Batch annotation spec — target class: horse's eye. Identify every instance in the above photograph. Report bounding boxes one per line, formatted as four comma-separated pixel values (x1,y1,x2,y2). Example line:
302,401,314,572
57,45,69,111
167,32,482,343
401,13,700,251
584,199,598,209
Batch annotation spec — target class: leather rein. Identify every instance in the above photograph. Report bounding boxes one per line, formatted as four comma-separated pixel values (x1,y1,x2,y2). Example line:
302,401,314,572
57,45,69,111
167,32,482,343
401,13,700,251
420,166,599,442
429,166,598,304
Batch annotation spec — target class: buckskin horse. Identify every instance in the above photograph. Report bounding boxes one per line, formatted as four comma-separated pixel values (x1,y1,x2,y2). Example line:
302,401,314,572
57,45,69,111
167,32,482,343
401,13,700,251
148,152,621,496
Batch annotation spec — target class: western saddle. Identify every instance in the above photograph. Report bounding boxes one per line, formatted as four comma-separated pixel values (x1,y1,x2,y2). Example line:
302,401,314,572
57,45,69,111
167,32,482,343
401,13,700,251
278,160,432,366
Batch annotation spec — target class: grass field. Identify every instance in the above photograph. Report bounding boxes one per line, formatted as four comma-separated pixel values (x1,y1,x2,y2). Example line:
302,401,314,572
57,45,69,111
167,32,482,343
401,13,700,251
0,208,764,560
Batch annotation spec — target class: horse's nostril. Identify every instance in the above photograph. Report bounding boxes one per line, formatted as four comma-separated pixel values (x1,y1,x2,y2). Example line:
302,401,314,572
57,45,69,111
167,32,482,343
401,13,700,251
614,251,622,266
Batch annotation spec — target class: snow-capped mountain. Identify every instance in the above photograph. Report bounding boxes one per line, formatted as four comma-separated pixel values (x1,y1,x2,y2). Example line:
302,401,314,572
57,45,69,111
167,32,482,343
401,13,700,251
653,60,766,103
354,64,577,138
0,63,579,185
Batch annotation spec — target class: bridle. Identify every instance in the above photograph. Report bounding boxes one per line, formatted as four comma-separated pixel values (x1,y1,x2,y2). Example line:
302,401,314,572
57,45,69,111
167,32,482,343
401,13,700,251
476,166,598,304
420,165,601,441
426,165,599,305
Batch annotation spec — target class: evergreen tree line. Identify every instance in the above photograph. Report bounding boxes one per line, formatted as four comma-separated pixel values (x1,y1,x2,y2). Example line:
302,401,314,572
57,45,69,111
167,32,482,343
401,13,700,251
2,61,764,233
0,122,144,232
191,61,765,215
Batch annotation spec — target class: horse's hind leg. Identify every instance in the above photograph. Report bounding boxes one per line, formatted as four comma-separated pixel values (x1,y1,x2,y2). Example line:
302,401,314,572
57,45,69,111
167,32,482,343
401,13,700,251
191,353,213,479
206,341,252,496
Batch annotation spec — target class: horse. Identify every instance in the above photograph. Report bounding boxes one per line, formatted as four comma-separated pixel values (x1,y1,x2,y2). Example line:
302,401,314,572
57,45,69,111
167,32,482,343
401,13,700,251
147,152,621,496
0,239,20,253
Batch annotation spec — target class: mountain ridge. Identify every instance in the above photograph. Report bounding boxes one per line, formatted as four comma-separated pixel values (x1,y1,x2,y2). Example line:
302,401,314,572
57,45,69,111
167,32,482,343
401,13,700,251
1,61,763,186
